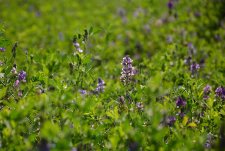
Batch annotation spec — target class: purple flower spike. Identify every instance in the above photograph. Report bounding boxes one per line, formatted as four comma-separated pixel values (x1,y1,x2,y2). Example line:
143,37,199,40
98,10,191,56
176,97,186,107
190,63,200,74
136,102,144,110
167,116,176,126
120,56,136,85
95,78,105,93
204,85,211,94
167,1,173,9
0,47,5,52
215,86,225,100
18,71,27,81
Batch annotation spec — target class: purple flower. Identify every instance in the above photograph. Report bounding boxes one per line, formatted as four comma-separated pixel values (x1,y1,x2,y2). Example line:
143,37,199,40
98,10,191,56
73,42,83,53
120,56,136,85
176,97,186,107
204,133,213,149
79,89,87,95
0,47,5,52
190,63,200,74
215,86,225,100
95,78,105,93
178,112,185,118
136,102,144,110
14,80,20,87
167,116,176,126
203,85,211,99
18,71,26,81
167,1,173,9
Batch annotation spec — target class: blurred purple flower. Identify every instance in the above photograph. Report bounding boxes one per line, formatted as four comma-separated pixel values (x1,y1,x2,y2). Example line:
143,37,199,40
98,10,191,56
215,86,225,100
190,63,200,74
179,112,185,118
167,116,176,126
79,89,87,95
73,42,83,53
18,70,26,82
176,97,186,107
136,102,144,110
120,56,136,85
14,80,20,87
0,47,5,52
167,0,174,9
204,133,213,149
203,85,211,99
95,78,105,93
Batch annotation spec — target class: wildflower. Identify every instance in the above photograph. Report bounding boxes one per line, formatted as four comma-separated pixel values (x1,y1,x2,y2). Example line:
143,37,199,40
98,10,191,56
179,112,185,118
176,97,186,107
14,80,20,87
73,42,83,53
204,133,213,149
203,85,211,99
0,47,5,52
215,86,225,100
95,78,105,93
136,102,144,110
167,0,174,10
79,89,87,95
167,116,176,126
120,56,136,85
190,62,200,74
18,70,27,82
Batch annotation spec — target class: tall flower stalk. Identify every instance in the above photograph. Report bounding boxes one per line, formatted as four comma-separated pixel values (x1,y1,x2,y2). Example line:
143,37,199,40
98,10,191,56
120,55,136,86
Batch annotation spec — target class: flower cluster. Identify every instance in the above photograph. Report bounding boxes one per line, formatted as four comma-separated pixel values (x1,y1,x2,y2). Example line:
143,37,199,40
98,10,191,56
95,78,105,93
136,102,144,111
167,0,174,10
0,47,5,52
120,56,136,85
73,41,83,53
176,97,186,107
14,70,27,92
18,71,27,82
203,85,211,100
167,116,176,126
190,62,200,74
204,133,213,149
215,86,225,100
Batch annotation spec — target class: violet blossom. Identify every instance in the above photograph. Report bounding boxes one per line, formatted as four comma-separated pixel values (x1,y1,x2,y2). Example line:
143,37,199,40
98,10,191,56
120,56,136,85
95,78,105,93
176,97,186,107
215,86,225,100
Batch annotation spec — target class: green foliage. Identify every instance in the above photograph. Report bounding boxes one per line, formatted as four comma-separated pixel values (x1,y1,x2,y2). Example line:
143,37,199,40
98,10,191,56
0,0,225,150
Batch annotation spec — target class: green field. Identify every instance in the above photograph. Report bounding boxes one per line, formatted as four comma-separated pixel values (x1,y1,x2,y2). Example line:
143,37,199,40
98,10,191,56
0,0,225,150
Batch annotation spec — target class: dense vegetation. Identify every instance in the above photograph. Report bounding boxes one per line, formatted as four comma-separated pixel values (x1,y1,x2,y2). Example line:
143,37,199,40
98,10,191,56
0,0,225,150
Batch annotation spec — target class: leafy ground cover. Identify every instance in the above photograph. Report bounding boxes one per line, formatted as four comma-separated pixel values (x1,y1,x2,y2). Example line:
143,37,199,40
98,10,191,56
0,0,225,150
